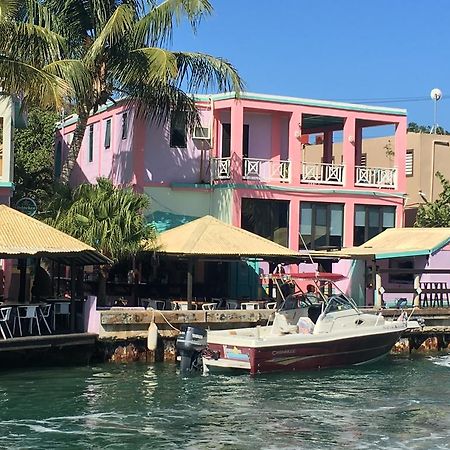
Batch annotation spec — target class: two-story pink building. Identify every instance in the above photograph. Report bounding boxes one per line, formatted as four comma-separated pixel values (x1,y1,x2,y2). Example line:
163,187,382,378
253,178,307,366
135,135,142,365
57,92,407,301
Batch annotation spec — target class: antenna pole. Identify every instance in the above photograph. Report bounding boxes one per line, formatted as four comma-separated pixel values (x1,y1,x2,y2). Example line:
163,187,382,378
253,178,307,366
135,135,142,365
299,233,316,266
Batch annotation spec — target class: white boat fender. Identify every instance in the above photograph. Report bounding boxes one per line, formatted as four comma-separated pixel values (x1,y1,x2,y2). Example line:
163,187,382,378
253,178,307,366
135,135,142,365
147,310,158,351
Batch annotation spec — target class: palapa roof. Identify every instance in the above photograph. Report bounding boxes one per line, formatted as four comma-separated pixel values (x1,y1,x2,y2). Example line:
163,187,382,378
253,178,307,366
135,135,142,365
310,227,450,260
146,215,302,261
0,204,110,265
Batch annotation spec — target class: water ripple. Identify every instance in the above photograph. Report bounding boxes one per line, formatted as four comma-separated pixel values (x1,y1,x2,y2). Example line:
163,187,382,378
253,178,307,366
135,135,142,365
0,356,449,449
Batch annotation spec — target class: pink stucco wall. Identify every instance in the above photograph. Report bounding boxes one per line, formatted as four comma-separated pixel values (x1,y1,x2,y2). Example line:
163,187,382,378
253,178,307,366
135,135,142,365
60,93,407,260
57,102,134,186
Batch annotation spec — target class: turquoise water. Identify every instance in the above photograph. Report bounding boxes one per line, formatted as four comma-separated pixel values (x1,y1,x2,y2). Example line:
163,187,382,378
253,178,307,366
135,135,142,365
0,355,449,449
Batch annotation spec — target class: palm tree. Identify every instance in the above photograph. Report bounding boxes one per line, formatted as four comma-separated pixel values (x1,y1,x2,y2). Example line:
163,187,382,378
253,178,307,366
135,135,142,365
0,0,243,183
47,177,156,301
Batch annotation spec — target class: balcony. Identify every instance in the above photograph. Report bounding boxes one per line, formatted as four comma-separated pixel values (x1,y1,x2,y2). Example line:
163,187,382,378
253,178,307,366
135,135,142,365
243,158,290,182
211,159,398,190
211,157,231,180
210,157,291,183
301,162,344,186
355,166,397,189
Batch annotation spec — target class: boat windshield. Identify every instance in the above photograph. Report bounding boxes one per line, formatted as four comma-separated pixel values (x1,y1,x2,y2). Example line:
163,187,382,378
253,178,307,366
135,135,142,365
323,294,359,315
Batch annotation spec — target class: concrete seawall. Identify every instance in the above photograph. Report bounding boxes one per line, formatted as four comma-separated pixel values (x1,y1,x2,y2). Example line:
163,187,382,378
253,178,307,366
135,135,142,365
94,307,450,363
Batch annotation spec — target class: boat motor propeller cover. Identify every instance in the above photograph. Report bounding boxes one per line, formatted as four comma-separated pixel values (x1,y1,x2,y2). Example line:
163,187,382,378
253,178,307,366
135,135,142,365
176,325,207,373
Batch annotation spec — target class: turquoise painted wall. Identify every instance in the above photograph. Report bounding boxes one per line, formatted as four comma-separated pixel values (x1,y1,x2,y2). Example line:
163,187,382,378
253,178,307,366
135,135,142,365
211,188,233,224
144,186,211,231
228,260,261,299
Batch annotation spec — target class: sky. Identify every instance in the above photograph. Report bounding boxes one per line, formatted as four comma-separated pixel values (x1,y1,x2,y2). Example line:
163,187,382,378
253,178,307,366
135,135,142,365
172,0,450,130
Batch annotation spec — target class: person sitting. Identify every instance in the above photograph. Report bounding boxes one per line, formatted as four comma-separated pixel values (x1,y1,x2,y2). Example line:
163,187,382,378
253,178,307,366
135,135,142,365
305,284,320,303
31,264,53,302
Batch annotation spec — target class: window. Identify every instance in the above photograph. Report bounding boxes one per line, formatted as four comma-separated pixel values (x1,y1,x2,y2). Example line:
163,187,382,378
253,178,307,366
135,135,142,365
406,149,413,176
55,141,62,178
121,112,128,140
88,124,94,162
221,123,249,158
354,205,395,246
170,112,187,148
104,118,111,149
241,198,289,246
389,258,414,284
222,123,231,157
300,202,344,250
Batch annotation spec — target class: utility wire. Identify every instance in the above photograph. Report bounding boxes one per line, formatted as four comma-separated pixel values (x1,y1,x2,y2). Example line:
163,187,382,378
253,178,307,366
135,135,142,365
333,96,449,105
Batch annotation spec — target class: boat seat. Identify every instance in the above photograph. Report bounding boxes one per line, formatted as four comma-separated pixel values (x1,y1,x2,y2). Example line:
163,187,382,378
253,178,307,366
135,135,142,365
308,304,322,323
270,313,298,335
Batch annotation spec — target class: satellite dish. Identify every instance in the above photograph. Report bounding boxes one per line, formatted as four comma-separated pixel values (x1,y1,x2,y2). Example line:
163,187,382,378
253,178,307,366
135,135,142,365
430,88,443,133
430,88,442,101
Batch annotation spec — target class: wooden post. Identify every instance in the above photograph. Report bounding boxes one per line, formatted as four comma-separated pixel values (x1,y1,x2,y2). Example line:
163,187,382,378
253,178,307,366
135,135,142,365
413,274,421,307
56,262,61,296
187,259,193,310
18,258,27,304
70,263,76,332
51,260,55,297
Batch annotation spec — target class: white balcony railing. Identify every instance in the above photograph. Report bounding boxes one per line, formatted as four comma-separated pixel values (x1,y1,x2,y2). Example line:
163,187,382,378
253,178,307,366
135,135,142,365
243,158,291,182
211,157,231,180
355,166,397,189
301,162,344,185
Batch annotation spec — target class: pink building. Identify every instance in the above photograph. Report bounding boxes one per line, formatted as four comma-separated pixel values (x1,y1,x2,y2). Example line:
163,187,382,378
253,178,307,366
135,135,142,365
57,92,407,301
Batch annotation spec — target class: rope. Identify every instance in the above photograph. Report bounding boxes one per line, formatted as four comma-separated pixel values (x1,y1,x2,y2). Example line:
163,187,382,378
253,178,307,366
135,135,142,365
149,307,181,333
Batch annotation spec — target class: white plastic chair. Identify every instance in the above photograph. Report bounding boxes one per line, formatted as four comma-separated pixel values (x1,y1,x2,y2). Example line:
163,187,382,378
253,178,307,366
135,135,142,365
39,304,52,334
14,305,40,336
201,302,217,310
266,302,278,310
0,307,12,339
142,299,165,310
225,299,239,309
53,302,70,330
241,302,260,310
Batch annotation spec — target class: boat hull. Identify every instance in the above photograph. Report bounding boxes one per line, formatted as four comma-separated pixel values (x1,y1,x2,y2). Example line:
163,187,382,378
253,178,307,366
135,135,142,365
204,329,403,375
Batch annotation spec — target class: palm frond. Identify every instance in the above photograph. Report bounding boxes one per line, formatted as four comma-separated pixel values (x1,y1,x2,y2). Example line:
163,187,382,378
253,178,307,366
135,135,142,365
119,79,199,128
44,59,93,101
134,0,212,46
174,51,243,94
50,178,153,261
0,21,65,65
85,4,135,64
0,0,20,20
0,56,68,108
129,47,178,81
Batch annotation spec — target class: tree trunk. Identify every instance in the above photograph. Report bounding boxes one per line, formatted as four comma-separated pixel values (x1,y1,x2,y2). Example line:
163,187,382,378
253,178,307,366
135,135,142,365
59,110,89,184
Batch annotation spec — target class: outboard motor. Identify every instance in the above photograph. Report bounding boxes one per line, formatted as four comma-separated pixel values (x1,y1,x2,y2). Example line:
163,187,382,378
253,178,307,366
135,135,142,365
176,325,207,373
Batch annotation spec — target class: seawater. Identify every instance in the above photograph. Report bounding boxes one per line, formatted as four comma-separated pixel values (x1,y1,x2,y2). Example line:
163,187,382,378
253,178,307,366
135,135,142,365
0,355,449,449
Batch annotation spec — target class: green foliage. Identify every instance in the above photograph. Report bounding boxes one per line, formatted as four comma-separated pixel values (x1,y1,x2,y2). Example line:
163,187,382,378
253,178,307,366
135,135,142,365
415,172,450,227
0,1,243,183
13,107,58,209
407,122,450,135
46,178,156,261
